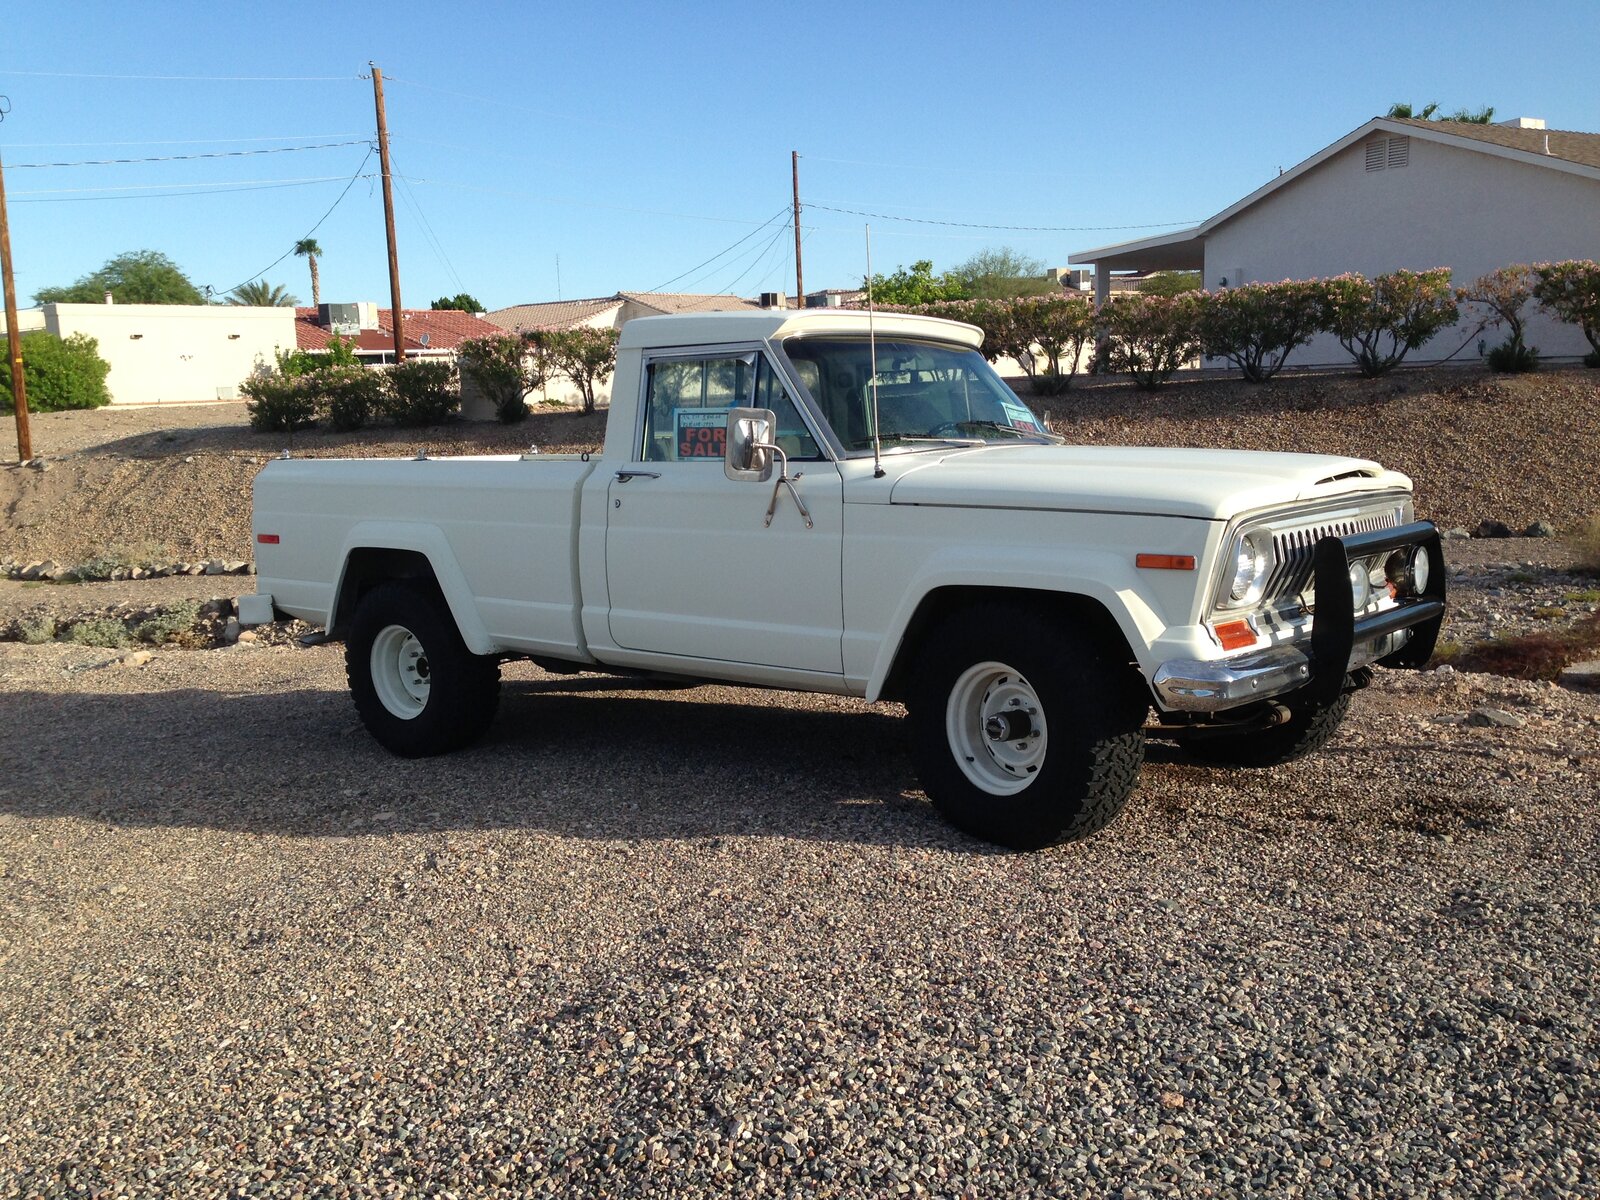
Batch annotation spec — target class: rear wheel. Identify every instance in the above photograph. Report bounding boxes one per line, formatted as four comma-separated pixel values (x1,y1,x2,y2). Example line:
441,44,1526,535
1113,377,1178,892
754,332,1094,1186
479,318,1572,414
908,605,1148,849
1175,685,1352,768
346,581,500,757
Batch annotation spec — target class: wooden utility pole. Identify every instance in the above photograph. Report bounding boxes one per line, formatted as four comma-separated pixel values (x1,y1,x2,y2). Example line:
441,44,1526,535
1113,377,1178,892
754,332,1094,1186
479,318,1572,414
370,63,405,363
0,149,31,463
791,151,804,307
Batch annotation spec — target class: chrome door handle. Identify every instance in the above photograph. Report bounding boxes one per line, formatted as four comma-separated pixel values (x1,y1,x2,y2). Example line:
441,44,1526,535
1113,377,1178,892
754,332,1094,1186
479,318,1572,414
614,469,662,482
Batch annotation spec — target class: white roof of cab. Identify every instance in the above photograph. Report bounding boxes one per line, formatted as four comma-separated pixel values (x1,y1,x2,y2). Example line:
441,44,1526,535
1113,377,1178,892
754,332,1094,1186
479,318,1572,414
618,307,983,352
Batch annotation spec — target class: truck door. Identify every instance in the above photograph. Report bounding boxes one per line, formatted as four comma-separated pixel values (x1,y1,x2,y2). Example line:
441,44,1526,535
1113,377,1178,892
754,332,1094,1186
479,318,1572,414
604,350,844,675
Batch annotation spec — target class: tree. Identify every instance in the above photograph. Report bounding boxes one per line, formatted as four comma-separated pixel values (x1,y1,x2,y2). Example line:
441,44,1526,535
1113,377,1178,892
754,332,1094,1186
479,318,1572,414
1137,271,1202,297
432,293,486,313
1460,264,1539,371
227,280,298,307
294,238,324,307
861,260,969,307
34,250,203,305
0,332,111,412
1099,293,1206,390
1197,280,1323,382
526,326,619,414
1386,102,1495,124
946,247,1054,299
1532,260,1600,359
1313,268,1459,377
458,333,543,423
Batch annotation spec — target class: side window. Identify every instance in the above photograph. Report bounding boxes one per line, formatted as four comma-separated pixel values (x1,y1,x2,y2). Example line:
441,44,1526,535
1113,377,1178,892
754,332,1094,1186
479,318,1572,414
642,353,820,462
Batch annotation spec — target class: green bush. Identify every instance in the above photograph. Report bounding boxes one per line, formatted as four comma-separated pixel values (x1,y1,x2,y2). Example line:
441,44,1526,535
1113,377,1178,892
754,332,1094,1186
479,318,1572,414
1314,268,1459,377
0,332,112,413
1197,280,1322,382
1486,339,1539,373
133,600,201,645
382,359,459,427
1585,350,1600,369
16,615,56,644
243,373,319,432
63,617,131,648
1099,293,1205,390
321,366,385,432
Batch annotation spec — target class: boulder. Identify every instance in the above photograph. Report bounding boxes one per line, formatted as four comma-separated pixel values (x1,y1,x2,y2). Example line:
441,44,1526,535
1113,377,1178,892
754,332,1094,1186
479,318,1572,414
1473,520,1513,539
1557,660,1600,693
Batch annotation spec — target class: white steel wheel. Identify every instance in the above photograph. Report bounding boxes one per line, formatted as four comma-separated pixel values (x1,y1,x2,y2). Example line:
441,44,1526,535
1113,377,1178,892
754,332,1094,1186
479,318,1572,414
370,623,431,719
944,660,1049,795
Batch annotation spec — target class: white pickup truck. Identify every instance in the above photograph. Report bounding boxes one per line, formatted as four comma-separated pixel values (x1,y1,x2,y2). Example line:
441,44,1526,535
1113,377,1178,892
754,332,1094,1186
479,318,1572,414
252,308,1444,848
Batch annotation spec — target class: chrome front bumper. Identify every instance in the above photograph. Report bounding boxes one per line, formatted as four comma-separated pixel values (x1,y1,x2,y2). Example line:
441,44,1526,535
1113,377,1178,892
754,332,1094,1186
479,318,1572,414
1153,520,1447,714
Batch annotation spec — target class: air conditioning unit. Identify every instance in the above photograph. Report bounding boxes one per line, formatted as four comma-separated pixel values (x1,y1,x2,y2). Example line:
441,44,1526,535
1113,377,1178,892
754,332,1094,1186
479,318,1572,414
759,292,787,309
216,385,239,401
317,303,362,335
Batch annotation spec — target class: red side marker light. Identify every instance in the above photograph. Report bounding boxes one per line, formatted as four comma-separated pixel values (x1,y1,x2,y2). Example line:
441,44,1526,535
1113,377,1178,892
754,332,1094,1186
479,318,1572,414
1136,553,1195,570
1214,620,1256,651
257,533,280,545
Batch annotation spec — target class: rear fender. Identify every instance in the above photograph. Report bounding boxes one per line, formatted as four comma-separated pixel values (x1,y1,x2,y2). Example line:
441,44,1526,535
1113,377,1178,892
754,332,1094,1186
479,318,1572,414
331,522,495,655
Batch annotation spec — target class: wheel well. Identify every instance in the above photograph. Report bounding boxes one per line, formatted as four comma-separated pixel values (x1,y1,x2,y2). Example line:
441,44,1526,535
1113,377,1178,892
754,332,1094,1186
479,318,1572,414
878,586,1137,703
331,549,442,638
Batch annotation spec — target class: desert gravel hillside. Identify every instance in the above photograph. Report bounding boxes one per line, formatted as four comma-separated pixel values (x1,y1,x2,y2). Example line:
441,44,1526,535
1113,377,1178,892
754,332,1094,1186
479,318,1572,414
2,366,1597,567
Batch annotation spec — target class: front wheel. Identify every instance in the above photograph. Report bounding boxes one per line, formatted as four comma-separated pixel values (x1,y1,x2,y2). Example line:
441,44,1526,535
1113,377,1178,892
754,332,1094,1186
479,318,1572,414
1174,684,1352,768
346,581,501,757
908,606,1148,850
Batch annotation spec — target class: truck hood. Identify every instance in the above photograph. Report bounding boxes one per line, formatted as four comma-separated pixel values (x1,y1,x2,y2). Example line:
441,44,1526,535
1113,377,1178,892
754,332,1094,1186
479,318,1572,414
885,445,1411,521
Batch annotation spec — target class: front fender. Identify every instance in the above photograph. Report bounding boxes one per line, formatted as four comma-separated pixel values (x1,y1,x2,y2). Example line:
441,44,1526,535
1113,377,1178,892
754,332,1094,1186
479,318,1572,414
861,546,1169,702
334,522,497,655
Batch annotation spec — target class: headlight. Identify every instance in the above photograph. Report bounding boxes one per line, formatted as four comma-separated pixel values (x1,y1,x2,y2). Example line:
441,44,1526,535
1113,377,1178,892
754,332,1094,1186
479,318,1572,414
1384,546,1431,596
1226,532,1267,604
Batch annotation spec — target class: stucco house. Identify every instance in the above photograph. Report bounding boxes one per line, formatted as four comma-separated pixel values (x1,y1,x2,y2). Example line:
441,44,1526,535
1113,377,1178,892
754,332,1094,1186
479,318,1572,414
485,291,761,407
293,303,495,365
1070,115,1600,365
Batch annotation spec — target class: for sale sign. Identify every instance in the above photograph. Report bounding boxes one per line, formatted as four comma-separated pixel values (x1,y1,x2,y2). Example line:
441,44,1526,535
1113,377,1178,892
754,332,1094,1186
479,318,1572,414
675,408,730,459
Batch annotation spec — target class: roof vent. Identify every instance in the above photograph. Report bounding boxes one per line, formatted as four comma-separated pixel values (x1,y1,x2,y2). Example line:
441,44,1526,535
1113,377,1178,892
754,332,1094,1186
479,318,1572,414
758,292,786,309
1496,116,1546,129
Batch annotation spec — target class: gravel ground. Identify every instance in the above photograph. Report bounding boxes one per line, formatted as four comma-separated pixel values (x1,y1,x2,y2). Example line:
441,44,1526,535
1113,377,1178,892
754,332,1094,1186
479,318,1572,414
1,642,1597,1198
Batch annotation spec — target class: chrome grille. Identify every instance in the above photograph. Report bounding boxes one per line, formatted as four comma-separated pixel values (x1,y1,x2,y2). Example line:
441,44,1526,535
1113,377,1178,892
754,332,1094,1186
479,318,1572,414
1264,512,1398,603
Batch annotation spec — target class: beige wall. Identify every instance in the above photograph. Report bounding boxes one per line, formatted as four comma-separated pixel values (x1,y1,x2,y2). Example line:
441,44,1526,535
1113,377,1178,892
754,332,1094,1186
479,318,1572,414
1203,136,1600,365
44,303,297,405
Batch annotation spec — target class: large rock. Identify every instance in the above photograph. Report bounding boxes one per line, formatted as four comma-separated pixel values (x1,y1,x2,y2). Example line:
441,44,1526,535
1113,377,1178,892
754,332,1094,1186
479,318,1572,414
1473,520,1513,539
1558,660,1600,693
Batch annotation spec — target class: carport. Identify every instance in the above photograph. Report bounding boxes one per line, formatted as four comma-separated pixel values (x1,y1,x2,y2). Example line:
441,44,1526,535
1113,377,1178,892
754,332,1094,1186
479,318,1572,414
1068,227,1205,304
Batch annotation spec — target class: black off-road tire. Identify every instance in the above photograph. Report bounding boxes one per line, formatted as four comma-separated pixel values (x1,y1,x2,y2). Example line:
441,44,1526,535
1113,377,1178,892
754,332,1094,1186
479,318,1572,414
346,581,501,757
908,604,1148,850
1175,685,1352,768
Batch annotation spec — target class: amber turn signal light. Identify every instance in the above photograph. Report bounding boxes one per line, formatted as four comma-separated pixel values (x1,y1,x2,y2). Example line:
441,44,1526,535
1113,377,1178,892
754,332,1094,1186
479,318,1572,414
1135,553,1196,570
1213,619,1257,651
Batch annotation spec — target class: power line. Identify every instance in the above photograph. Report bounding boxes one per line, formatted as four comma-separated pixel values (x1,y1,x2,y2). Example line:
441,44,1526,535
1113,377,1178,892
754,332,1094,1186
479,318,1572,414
708,221,791,297
643,206,790,293
389,152,464,293
223,146,375,295
10,139,371,169
12,173,365,197
5,69,359,82
3,133,367,148
12,176,370,205
801,202,1201,233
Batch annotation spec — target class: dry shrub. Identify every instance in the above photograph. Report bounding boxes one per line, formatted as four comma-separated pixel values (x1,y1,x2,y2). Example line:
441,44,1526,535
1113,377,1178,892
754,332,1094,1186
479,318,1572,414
1453,611,1600,680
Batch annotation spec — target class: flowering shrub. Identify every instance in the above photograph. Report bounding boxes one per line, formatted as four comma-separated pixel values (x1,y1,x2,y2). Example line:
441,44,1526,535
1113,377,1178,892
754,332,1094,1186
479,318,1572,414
243,373,319,432
1460,265,1539,372
1532,260,1600,360
906,295,1095,394
1313,268,1459,377
525,326,619,414
321,366,386,432
1196,280,1322,383
1099,293,1204,390
460,334,541,423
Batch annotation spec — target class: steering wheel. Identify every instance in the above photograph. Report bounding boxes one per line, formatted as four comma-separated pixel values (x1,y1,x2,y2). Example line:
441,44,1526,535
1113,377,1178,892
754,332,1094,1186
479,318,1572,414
925,421,972,437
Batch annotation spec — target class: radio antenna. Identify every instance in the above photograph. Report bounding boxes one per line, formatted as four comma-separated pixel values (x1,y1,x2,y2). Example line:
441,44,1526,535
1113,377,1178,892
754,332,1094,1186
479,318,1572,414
865,224,884,478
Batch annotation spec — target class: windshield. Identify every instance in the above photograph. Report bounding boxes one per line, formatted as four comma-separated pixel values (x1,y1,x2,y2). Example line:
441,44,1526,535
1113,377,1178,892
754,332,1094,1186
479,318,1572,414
781,336,1054,451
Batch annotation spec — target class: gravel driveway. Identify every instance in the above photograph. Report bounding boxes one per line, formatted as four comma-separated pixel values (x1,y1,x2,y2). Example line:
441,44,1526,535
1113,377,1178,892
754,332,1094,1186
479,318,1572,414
2,642,1596,1198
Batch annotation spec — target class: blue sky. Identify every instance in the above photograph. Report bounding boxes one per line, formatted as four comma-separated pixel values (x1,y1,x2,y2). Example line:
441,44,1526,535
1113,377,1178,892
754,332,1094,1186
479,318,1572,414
4,1,1597,311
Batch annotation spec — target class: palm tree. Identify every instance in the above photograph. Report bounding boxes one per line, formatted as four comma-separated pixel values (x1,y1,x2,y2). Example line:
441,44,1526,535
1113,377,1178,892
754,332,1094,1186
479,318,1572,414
226,280,298,307
294,238,324,307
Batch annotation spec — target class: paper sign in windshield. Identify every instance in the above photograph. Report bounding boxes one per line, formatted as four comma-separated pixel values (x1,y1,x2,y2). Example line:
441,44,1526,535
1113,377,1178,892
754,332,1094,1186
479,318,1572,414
1000,400,1044,435
676,408,730,459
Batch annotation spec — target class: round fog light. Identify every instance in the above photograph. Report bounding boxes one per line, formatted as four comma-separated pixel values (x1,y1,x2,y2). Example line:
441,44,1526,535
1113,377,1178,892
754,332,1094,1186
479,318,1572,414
1411,546,1430,594
1349,561,1371,610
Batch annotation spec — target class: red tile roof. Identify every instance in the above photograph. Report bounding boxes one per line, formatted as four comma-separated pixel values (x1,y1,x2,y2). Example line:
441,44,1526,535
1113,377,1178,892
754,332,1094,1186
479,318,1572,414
293,307,497,352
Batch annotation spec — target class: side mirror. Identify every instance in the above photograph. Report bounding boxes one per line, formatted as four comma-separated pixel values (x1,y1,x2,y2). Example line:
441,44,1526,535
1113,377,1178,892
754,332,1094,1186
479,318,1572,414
724,407,776,482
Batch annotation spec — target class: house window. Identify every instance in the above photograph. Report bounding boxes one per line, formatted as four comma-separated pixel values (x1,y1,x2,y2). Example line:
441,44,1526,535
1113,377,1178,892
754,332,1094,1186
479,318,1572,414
1365,135,1410,172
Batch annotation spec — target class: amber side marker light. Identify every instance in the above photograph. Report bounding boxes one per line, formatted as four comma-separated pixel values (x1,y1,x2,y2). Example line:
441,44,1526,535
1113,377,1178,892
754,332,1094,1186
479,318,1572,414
257,534,280,545
1214,620,1257,651
1136,553,1196,570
